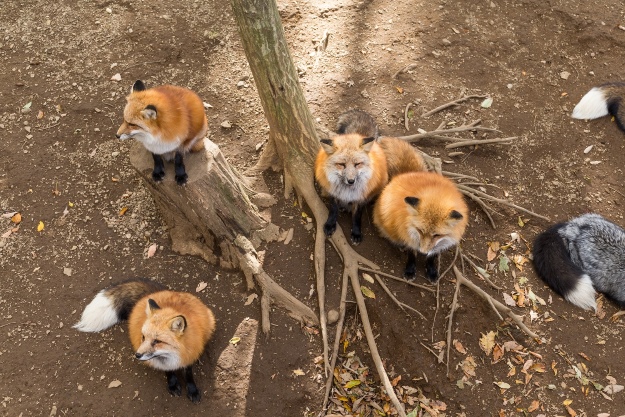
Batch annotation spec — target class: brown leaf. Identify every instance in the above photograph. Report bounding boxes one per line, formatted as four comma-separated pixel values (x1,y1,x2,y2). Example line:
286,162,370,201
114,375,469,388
391,375,401,387
108,380,122,388
492,344,504,363
528,400,540,412
119,206,128,216
11,213,21,224
578,352,590,361
565,405,577,417
479,331,496,356
453,339,467,354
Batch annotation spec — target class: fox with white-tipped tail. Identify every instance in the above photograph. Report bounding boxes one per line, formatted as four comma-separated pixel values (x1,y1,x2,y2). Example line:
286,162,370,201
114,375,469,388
572,82,625,132
531,214,625,311
74,278,216,403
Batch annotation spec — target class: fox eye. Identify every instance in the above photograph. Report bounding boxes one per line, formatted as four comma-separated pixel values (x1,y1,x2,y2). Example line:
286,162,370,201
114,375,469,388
336,163,346,169
152,339,161,346
141,335,145,342
432,234,442,239
127,123,138,128
354,162,363,168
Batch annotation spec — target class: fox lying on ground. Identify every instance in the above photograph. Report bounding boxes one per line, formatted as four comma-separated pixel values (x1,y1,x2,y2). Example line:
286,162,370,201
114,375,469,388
532,213,625,311
314,109,427,244
373,171,468,282
116,80,208,185
572,82,625,133
74,278,216,403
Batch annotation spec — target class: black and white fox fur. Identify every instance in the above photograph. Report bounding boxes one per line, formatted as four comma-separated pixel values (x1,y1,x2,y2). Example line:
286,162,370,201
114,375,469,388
572,82,625,132
532,213,625,311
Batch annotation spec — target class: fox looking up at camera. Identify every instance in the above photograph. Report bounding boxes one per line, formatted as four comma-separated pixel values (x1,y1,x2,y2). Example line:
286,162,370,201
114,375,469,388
116,80,208,185
314,109,388,244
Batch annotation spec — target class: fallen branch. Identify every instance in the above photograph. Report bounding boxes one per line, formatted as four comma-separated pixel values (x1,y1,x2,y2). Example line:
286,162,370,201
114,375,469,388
460,252,501,290
398,124,500,144
458,188,497,229
374,274,426,320
404,101,414,131
392,63,418,79
446,273,462,376
360,267,435,293
421,95,489,117
445,136,518,149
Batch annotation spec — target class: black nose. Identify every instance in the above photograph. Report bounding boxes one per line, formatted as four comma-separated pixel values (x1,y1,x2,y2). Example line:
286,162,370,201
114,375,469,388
347,179,355,185
135,352,142,359
115,134,121,139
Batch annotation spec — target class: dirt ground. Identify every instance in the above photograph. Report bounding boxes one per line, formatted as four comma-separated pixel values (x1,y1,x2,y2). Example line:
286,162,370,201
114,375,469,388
2,0,625,416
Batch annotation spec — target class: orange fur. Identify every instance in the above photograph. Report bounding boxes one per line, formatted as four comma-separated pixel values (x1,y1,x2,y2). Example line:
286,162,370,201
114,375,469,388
377,136,427,177
117,84,208,153
373,172,468,254
128,290,216,368
314,133,388,205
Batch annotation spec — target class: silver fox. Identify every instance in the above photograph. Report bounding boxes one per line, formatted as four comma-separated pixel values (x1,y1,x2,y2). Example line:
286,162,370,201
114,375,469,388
532,213,625,311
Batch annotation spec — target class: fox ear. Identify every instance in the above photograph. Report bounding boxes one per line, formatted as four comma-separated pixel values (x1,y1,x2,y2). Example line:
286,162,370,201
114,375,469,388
405,196,420,207
170,315,187,334
320,138,335,154
132,80,147,93
146,298,161,316
141,104,157,119
361,136,375,152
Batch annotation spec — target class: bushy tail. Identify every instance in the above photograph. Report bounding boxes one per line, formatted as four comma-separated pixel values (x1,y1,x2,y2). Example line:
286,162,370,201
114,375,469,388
74,278,166,332
532,224,597,311
572,83,625,132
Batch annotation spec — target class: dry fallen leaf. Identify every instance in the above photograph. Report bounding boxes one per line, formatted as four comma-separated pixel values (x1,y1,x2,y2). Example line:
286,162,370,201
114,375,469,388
37,221,44,232
108,380,122,388
494,381,510,390
503,293,516,307
360,286,375,299
528,400,540,412
453,339,467,354
479,331,496,356
344,380,361,389
196,281,208,292
293,368,305,376
244,293,258,305
146,243,157,258
119,207,128,216
229,337,241,346
11,213,21,224
362,273,375,284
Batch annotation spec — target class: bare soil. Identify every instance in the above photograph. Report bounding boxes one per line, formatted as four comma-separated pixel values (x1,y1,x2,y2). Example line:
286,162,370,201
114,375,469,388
1,0,625,416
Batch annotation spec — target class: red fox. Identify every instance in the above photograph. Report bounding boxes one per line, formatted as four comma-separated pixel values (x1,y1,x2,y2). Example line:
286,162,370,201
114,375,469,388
572,82,625,132
116,80,209,185
74,278,216,403
315,110,388,244
373,172,468,282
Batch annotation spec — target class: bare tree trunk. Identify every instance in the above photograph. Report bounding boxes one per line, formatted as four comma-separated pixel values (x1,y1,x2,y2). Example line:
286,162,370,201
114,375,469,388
231,1,407,416
129,139,319,333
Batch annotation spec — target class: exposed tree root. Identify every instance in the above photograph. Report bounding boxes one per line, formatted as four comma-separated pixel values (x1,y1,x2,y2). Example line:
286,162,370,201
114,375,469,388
421,95,489,117
445,136,518,148
398,121,500,143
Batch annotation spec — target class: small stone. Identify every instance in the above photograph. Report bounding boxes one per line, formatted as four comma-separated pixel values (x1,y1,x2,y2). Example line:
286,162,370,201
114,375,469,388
327,309,339,325
111,151,120,157
63,267,72,276
442,38,452,46
560,71,570,80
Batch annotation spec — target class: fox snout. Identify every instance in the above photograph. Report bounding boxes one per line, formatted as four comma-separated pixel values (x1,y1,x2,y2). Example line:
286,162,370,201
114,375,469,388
135,351,154,361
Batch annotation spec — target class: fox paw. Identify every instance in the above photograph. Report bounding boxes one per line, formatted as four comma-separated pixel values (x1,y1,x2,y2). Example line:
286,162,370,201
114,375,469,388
175,173,188,186
187,385,201,403
323,222,336,237
152,170,165,182
425,270,439,284
167,382,182,397
350,231,362,245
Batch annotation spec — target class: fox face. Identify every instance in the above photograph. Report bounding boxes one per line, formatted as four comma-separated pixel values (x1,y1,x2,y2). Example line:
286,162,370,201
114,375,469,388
319,134,376,202
134,299,185,371
403,196,465,255
116,81,181,155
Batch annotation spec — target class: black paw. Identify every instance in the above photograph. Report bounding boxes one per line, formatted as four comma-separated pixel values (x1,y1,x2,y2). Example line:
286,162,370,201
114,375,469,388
425,268,439,284
167,381,182,397
175,173,188,186
187,384,201,403
350,230,362,245
404,266,417,281
323,221,336,237
152,170,165,182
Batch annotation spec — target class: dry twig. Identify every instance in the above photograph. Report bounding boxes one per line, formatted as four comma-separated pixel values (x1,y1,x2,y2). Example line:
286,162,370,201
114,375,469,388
421,95,489,117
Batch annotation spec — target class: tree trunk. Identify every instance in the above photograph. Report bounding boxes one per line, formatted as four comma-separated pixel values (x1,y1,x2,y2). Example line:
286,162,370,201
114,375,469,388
129,139,319,333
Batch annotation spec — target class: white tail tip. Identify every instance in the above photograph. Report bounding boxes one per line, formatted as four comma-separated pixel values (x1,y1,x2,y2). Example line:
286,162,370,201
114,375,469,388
73,291,119,332
565,274,597,311
572,87,609,120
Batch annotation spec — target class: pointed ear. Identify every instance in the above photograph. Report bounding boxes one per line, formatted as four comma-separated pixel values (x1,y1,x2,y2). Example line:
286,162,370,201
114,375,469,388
132,80,147,93
146,298,160,317
170,316,187,335
320,138,335,154
449,210,464,220
141,104,157,119
404,196,420,207
361,136,375,152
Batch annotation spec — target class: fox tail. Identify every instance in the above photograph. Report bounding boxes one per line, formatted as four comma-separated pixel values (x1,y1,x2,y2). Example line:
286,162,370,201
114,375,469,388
73,278,166,332
532,224,597,311
572,83,625,132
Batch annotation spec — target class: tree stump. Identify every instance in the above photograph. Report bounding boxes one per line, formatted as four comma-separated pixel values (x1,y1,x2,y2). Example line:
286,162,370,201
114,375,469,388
129,139,319,332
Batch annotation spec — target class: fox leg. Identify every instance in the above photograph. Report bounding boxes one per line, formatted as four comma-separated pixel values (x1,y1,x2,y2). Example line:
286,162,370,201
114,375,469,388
323,198,339,237
425,253,439,283
350,203,364,245
184,365,201,403
152,153,166,182
404,251,417,281
165,371,182,397
174,151,188,185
